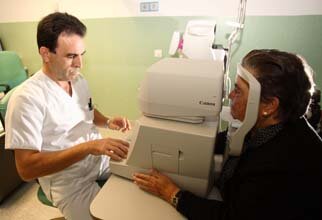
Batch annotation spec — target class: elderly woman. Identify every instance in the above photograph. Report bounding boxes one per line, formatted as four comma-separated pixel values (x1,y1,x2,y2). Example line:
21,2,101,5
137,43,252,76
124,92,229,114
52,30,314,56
133,49,322,220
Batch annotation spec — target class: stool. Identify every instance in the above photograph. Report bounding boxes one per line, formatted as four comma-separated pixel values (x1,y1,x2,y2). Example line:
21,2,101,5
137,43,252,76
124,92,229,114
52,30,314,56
37,186,54,207
37,186,64,220
37,180,106,219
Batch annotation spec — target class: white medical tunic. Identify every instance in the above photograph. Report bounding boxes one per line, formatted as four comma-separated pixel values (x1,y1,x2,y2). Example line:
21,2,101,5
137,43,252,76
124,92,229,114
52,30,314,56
5,70,109,215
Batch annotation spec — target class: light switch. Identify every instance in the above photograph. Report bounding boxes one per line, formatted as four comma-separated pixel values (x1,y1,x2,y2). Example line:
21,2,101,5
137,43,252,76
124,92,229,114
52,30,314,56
140,1,159,13
140,2,150,12
150,2,159,12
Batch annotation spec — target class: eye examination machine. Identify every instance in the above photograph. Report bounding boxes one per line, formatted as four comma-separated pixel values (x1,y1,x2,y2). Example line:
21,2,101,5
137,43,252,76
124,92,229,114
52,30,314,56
90,1,254,219
110,58,224,197
110,0,250,198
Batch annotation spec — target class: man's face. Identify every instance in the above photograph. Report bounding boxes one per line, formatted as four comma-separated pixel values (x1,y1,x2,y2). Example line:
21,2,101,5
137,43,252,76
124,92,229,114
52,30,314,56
228,75,249,121
48,33,85,81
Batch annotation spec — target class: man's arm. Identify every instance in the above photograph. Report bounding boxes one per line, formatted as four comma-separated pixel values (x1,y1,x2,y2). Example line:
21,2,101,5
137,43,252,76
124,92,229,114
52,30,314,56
15,137,129,181
94,109,131,131
93,108,109,127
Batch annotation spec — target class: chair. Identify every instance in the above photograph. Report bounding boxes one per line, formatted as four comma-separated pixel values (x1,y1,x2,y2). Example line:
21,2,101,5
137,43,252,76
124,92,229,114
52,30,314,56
0,51,28,121
0,88,17,121
37,186,54,207
38,179,106,206
0,51,27,203
0,51,28,94
0,130,23,203
37,179,106,219
0,108,23,204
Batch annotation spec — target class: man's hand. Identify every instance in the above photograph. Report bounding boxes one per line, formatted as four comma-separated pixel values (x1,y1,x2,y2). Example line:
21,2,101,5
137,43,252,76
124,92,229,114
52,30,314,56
108,116,131,132
133,169,180,203
90,137,129,161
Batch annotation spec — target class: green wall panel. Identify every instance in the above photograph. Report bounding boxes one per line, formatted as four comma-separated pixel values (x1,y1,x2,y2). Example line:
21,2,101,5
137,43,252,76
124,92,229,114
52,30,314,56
0,15,321,119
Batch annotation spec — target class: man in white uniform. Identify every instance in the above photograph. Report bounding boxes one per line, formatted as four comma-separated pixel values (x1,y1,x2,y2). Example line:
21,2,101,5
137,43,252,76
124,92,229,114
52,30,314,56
5,12,130,220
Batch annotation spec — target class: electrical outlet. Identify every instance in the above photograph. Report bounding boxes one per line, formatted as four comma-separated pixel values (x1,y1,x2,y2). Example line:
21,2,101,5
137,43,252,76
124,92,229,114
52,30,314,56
154,49,162,58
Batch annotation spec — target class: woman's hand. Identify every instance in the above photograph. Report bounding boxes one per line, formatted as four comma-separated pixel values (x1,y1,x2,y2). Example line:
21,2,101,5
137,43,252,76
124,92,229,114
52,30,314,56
133,169,180,204
108,116,131,132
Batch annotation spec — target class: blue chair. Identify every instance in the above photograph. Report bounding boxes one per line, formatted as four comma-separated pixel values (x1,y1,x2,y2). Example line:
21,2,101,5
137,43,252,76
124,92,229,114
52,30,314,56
0,51,28,94
0,88,16,121
0,51,28,120
0,51,27,203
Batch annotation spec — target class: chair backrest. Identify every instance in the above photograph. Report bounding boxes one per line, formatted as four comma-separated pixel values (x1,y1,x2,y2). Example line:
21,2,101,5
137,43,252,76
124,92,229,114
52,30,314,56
0,51,28,93
0,87,17,120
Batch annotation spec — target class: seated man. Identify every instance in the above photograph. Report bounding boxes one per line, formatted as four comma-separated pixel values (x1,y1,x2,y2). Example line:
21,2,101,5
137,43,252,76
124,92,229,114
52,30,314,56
5,12,130,220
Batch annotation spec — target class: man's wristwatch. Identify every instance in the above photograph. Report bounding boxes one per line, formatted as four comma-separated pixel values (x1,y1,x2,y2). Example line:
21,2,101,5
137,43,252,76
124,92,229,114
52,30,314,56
105,118,111,128
171,190,183,208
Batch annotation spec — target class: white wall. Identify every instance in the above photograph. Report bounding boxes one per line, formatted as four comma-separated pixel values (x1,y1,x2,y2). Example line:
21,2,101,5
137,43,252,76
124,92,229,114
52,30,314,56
0,0,58,22
1,0,322,22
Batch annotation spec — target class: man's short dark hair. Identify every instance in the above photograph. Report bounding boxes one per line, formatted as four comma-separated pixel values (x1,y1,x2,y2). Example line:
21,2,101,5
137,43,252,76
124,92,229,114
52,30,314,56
37,12,86,53
242,49,314,123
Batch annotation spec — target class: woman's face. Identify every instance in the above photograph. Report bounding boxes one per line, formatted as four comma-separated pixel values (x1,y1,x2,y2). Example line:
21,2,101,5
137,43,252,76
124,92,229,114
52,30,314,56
228,75,249,121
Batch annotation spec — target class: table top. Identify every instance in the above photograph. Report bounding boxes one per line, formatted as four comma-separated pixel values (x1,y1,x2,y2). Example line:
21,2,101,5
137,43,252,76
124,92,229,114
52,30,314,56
90,174,185,220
